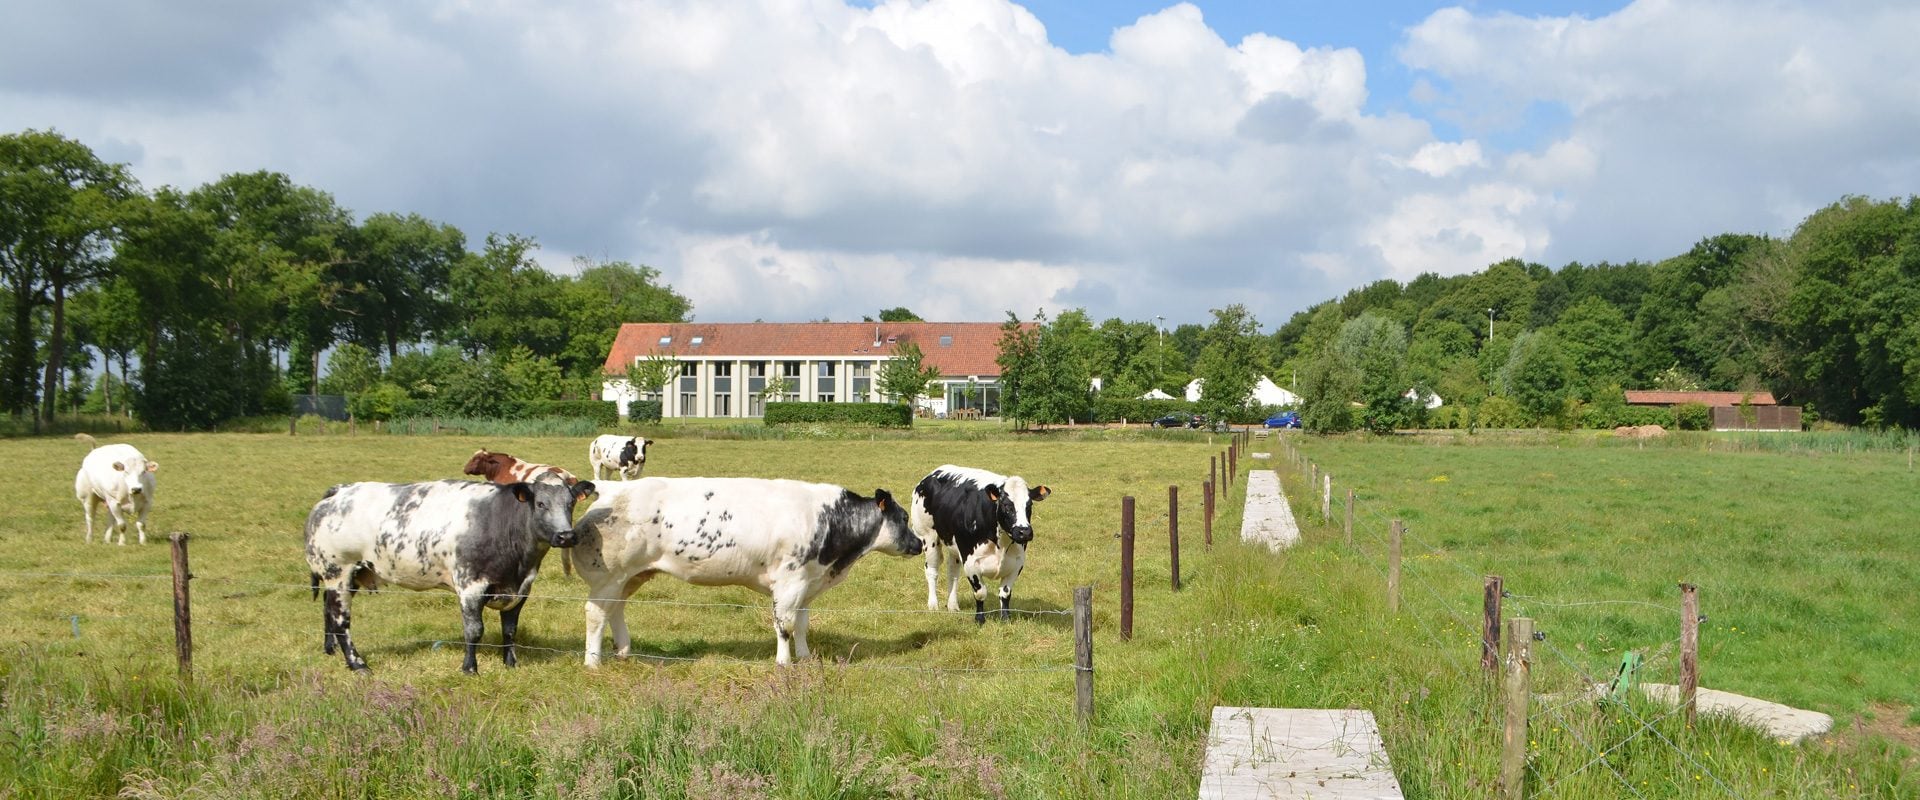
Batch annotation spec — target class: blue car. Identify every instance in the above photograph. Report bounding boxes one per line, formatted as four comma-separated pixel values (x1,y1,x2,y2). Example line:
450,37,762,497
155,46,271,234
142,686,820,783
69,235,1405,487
1264,411,1301,429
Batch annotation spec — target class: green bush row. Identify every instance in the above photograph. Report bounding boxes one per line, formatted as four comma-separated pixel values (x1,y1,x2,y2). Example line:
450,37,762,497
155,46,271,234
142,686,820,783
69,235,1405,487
626,400,663,423
763,402,912,428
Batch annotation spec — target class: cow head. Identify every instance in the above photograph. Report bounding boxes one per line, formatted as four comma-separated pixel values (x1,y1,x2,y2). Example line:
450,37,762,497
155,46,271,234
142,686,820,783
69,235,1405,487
510,480,597,547
112,458,158,495
984,477,1049,545
463,450,500,478
869,488,923,556
619,437,652,468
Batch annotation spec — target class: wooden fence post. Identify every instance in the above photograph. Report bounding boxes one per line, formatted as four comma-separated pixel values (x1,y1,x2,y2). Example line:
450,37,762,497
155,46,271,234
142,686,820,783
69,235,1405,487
1074,586,1094,725
289,415,297,436
1229,445,1236,481
1168,485,1181,592
1120,497,1135,642
1387,520,1403,614
1344,488,1355,547
1321,474,1331,523
1203,480,1214,549
169,532,193,681
1482,575,1504,677
1211,455,1218,498
1680,583,1699,726
1500,616,1534,800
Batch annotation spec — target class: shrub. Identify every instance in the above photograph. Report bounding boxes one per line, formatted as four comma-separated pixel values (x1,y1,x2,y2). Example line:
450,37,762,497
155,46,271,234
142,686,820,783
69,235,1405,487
525,399,620,427
627,400,663,424
764,402,911,428
348,382,411,422
1672,402,1712,431
1475,396,1527,428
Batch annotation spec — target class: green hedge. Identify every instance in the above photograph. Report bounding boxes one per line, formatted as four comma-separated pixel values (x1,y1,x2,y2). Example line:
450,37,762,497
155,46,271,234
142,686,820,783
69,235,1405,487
626,400,663,423
1672,402,1713,431
764,402,911,428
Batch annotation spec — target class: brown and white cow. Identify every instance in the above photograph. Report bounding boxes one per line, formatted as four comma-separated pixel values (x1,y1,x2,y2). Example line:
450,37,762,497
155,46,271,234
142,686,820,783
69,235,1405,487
464,449,579,486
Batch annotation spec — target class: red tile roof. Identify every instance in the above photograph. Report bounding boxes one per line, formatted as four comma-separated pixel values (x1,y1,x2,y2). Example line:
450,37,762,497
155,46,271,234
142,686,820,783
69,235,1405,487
1624,390,1777,406
602,322,1027,378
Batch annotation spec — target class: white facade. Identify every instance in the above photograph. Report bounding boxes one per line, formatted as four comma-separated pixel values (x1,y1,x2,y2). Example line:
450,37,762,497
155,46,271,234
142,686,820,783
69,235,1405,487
603,354,997,419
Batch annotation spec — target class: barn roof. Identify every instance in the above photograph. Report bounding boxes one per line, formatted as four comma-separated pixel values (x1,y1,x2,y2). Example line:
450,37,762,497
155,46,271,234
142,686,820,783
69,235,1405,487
602,322,1025,378
1624,390,1778,406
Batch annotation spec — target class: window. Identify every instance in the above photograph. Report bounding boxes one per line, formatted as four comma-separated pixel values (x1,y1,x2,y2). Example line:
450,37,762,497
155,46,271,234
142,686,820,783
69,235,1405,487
746,361,768,417
780,361,802,402
816,361,837,400
658,336,672,346
713,393,731,416
849,361,872,402
712,362,732,416
939,335,953,347
690,336,704,346
679,362,699,416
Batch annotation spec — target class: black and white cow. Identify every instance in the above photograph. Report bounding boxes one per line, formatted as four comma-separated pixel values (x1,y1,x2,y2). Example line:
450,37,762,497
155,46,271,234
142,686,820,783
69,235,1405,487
587,435,651,481
913,465,1051,624
570,477,922,665
304,478,595,673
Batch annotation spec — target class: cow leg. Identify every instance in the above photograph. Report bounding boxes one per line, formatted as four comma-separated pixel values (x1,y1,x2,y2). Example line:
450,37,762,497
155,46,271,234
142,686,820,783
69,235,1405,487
105,501,128,546
323,585,368,671
458,587,487,674
943,548,964,612
998,559,1026,623
584,595,614,667
499,598,524,668
81,494,96,543
771,584,810,665
133,497,150,545
967,574,987,625
924,541,942,610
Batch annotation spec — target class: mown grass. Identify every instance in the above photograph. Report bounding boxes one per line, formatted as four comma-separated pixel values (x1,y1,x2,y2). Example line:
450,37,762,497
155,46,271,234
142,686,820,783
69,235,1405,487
0,429,1913,797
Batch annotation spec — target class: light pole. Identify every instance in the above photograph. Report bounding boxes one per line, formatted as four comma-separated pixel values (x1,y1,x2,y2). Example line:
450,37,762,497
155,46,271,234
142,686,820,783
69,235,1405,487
1154,315,1167,390
1486,307,1496,341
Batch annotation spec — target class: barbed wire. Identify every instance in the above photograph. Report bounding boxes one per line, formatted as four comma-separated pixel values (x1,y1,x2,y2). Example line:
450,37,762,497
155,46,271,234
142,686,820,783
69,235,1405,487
389,638,1081,675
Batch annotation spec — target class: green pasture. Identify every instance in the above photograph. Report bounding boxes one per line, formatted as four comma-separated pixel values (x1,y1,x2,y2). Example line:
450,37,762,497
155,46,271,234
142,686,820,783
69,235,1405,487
0,430,1913,798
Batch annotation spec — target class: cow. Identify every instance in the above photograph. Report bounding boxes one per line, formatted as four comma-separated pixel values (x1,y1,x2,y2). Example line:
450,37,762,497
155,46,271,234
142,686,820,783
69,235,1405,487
73,435,158,545
587,435,652,481
304,478,596,673
570,477,922,666
463,449,580,487
912,465,1051,624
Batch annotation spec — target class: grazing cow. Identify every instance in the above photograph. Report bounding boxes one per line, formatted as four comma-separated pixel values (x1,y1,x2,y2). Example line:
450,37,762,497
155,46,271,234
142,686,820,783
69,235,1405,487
464,449,579,486
912,465,1052,624
587,435,652,481
304,478,596,673
74,437,159,545
570,477,922,666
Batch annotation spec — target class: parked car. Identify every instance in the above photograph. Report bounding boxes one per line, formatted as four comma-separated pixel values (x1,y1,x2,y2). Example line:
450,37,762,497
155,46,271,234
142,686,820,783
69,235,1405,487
1151,413,1194,428
1264,411,1301,429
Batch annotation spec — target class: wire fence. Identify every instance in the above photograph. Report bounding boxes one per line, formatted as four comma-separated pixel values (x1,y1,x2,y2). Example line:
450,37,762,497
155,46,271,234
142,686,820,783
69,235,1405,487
1278,439,1750,799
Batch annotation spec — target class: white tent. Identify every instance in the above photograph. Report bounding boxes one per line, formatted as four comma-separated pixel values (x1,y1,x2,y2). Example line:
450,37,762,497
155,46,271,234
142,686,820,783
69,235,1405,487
1140,388,1176,400
1184,376,1300,407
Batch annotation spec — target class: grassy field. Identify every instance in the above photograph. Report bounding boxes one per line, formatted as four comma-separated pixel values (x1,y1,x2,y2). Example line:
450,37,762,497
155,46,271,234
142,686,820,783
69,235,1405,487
0,428,1914,798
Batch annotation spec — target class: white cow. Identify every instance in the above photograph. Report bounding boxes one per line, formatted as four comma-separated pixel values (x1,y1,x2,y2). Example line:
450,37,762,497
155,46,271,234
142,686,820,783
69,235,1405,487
75,441,158,545
570,477,923,665
587,435,651,481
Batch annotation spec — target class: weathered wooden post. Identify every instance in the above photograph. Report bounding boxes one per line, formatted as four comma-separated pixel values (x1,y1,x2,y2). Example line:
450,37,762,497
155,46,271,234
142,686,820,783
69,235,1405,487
1500,617,1534,800
1120,497,1135,642
1203,480,1214,548
1168,485,1181,592
1211,455,1218,497
169,532,193,681
289,415,297,436
1344,488,1355,546
1483,575,1504,677
1074,586,1094,725
1321,473,1331,523
1229,445,1236,481
1387,520,1403,614
1680,583,1699,726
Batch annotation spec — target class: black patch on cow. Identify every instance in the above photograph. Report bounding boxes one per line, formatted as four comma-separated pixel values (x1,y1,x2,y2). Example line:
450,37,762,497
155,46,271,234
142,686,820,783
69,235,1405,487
704,491,714,500
914,470,1008,555
619,438,639,467
804,489,889,577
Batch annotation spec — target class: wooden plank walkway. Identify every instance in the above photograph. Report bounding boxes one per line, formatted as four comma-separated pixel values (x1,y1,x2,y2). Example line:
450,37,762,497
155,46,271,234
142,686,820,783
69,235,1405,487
1239,470,1299,550
1199,707,1406,799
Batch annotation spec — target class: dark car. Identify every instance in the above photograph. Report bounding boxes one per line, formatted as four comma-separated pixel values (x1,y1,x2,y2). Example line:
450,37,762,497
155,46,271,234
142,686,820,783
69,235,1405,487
1151,413,1194,428
1264,411,1301,429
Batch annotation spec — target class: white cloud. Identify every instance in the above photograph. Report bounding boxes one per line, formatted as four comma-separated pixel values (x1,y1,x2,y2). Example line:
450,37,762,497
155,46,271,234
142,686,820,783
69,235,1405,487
1,0,1915,327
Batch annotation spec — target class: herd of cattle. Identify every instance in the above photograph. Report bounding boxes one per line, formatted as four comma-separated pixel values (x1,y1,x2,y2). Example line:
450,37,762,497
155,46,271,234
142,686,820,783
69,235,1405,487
70,434,1051,674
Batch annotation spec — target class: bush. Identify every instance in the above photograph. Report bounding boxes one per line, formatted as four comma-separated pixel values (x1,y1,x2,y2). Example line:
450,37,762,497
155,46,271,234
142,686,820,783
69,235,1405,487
1672,402,1712,431
525,399,619,427
348,382,411,422
1475,396,1527,428
764,402,911,428
627,400,663,424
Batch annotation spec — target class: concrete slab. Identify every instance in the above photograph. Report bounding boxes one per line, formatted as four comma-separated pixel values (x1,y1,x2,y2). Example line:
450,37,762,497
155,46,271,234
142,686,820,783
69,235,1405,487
1239,470,1299,550
1639,684,1833,743
1199,707,1405,799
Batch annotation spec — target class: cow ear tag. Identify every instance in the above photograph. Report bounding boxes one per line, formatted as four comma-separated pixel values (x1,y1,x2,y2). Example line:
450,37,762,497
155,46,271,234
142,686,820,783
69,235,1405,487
512,484,534,503
984,485,1001,502
874,488,892,507
1032,485,1050,501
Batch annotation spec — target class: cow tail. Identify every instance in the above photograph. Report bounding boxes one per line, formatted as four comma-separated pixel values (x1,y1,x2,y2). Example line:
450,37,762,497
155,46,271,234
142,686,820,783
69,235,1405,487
563,547,574,577
310,572,320,601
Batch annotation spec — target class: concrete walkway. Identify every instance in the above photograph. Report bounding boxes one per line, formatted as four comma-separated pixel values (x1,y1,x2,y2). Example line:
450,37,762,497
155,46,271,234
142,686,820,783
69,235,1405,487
1199,707,1406,799
1239,470,1300,550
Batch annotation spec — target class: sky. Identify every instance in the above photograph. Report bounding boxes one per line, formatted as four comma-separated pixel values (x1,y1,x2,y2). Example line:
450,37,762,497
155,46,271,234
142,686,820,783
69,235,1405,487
4,0,1917,330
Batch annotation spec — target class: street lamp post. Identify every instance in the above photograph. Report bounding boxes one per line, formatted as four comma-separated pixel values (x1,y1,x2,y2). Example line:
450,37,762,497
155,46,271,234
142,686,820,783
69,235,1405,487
1154,315,1167,390
1487,307,1496,341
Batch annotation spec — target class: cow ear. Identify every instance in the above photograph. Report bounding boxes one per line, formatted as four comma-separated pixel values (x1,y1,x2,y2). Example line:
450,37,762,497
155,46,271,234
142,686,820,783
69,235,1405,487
113,462,126,472
572,481,597,499
511,483,534,503
147,461,160,473
873,488,892,507
1030,485,1050,501
984,485,1001,502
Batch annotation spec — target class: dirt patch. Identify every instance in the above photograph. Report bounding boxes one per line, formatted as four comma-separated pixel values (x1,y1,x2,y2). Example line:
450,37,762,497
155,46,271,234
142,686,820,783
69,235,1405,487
1854,703,1920,753
1613,424,1669,439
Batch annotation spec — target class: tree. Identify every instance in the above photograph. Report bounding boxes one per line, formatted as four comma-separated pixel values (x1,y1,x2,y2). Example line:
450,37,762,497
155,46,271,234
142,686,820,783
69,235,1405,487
1502,332,1573,423
344,212,465,361
877,340,942,407
0,130,135,421
994,312,1042,429
556,257,692,382
449,233,565,357
877,307,922,322
318,343,383,396
627,351,678,400
1193,304,1265,424
1337,313,1411,433
1549,297,1631,400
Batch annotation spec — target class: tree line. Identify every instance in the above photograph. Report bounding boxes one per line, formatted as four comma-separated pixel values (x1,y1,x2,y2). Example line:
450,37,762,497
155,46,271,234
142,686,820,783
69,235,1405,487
1,129,690,430
1275,195,1920,432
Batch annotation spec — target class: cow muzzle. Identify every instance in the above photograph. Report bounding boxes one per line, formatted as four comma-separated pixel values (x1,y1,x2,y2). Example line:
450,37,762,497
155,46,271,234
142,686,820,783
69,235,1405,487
549,529,579,548
1009,526,1033,545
